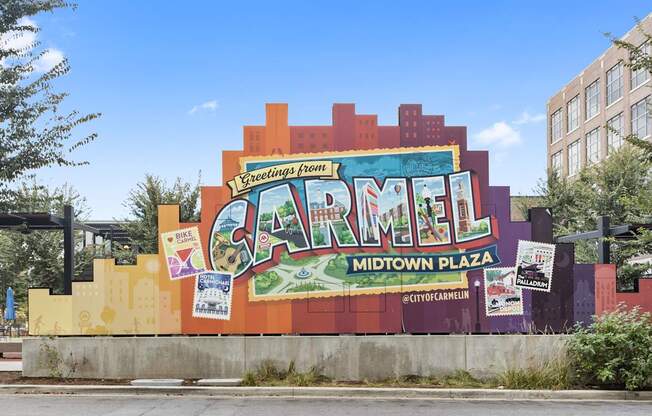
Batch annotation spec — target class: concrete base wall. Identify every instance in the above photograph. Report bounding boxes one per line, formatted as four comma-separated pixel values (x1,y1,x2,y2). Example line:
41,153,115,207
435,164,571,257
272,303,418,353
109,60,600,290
22,335,568,380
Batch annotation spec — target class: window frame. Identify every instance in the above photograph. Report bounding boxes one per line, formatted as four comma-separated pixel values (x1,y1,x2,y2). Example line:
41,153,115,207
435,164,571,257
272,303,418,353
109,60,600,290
631,96,652,139
585,79,600,121
551,109,563,143
631,42,651,91
586,127,600,165
607,112,624,153
606,62,624,107
567,95,580,133
551,150,563,176
567,139,581,177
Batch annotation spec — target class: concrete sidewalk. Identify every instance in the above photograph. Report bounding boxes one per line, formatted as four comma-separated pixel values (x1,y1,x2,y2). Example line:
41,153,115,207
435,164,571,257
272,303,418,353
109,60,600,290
0,361,22,372
1,384,652,401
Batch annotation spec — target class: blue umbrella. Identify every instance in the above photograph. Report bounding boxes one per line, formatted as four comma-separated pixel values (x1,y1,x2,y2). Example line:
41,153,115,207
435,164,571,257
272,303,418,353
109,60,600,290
4,287,15,321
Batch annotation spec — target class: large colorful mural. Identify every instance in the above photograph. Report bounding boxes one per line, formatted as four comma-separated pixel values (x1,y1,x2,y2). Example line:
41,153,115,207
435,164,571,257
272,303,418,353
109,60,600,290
212,146,499,303
29,103,633,336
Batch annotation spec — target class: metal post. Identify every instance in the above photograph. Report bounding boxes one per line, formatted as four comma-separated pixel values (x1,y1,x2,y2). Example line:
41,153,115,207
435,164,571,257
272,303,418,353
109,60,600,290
63,205,74,295
474,283,481,333
529,207,554,243
597,216,610,264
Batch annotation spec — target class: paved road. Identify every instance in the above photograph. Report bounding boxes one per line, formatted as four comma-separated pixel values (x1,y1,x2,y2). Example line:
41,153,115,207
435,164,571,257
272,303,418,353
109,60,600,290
2,395,652,415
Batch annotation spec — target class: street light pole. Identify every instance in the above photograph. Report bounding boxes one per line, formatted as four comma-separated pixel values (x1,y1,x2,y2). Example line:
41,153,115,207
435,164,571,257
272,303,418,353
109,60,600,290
474,280,481,333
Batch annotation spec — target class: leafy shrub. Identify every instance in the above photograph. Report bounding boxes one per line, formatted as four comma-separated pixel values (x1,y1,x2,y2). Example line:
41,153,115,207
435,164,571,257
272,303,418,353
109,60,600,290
567,304,652,390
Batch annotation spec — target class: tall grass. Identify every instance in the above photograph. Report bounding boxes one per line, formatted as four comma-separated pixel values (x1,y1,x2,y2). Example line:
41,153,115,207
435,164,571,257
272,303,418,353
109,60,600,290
494,358,572,390
241,359,573,390
241,360,330,386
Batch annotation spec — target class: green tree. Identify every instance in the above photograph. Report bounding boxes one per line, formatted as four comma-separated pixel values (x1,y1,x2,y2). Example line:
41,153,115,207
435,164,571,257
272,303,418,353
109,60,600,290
537,21,652,290
121,174,201,256
0,181,92,314
0,1,99,208
610,19,652,157
312,229,325,246
537,145,652,289
604,22,652,288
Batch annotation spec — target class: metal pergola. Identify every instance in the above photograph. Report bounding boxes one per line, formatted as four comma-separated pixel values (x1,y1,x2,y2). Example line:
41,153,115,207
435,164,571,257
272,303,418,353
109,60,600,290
556,215,652,263
0,205,99,295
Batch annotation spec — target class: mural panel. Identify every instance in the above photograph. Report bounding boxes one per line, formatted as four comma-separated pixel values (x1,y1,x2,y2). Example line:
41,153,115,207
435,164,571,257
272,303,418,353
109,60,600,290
28,103,623,335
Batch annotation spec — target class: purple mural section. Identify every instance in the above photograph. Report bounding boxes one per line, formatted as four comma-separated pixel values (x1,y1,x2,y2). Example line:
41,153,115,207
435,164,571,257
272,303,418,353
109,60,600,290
573,264,596,326
400,183,538,333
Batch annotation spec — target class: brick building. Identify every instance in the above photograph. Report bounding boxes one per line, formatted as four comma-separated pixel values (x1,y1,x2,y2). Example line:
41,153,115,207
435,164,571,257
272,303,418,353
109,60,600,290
547,14,652,177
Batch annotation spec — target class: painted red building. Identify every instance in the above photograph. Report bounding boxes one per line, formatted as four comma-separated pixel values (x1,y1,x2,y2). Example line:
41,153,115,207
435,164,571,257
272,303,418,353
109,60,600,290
309,201,345,224
240,103,467,165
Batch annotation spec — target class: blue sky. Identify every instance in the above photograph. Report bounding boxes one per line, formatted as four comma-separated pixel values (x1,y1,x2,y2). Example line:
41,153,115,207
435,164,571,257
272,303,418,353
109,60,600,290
27,1,652,219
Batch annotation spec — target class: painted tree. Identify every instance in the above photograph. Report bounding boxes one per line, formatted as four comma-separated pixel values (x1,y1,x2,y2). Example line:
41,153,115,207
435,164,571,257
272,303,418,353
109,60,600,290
0,0,99,209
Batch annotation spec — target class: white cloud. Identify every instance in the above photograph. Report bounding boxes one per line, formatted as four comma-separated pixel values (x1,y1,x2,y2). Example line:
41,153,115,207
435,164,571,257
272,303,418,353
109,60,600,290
32,48,64,72
1,18,66,73
0,17,38,52
188,100,218,115
513,111,545,125
473,121,521,147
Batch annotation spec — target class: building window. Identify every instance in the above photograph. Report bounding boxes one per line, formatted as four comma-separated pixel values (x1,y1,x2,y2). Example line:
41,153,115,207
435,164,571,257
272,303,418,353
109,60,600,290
631,96,651,139
585,80,600,120
607,113,623,152
567,96,579,132
631,42,651,90
586,128,600,165
551,109,562,143
568,139,580,176
551,151,563,176
606,62,623,106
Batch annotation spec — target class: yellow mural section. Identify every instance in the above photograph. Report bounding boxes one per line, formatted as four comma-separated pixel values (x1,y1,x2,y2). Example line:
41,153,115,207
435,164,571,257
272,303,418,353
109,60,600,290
28,205,182,335
28,289,72,335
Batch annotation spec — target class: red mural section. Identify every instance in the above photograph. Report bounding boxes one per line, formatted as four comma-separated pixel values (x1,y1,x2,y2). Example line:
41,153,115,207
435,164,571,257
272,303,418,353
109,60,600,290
594,264,652,315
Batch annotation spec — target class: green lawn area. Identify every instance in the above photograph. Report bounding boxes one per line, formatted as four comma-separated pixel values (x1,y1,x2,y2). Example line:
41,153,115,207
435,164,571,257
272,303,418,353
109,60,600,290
279,251,318,267
287,281,328,293
254,271,282,295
